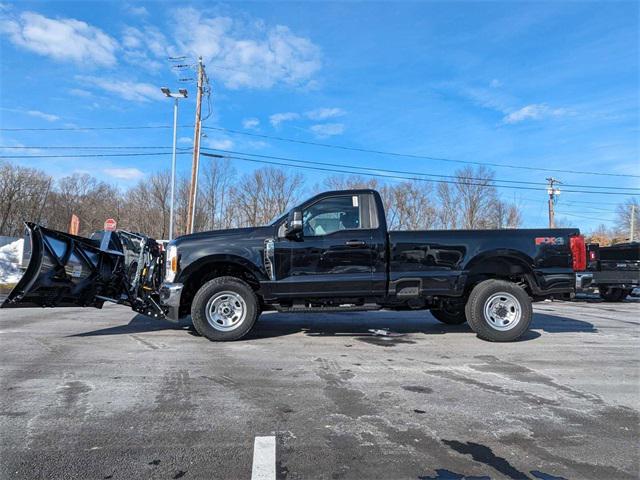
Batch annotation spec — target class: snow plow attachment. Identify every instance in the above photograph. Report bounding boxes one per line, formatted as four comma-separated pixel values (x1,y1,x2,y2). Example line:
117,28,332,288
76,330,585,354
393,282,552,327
1,223,165,317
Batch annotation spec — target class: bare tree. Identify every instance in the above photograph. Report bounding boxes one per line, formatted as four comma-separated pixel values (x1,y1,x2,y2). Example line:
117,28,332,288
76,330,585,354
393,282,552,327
46,173,121,235
435,182,458,229
487,199,522,229
0,161,51,236
201,157,236,230
386,181,436,230
615,197,640,241
233,167,304,226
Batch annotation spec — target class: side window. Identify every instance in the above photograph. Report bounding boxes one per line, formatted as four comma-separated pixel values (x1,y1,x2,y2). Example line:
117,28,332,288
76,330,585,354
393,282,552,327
303,195,361,236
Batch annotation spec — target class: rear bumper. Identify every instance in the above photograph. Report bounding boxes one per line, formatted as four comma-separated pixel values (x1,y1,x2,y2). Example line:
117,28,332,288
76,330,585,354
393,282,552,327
593,270,640,288
576,273,593,290
159,282,183,321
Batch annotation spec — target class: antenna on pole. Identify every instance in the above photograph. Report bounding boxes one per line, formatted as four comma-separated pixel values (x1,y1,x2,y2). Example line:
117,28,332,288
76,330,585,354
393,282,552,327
546,177,561,228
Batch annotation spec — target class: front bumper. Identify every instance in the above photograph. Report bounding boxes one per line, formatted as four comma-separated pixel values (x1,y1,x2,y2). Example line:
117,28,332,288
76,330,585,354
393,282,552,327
159,282,183,321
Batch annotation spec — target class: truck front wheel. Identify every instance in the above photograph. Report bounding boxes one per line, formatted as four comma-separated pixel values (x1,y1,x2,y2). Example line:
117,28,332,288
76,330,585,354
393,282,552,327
191,276,259,341
465,279,532,342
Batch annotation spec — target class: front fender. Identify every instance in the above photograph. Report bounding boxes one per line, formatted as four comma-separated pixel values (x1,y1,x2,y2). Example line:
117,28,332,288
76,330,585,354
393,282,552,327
176,253,268,285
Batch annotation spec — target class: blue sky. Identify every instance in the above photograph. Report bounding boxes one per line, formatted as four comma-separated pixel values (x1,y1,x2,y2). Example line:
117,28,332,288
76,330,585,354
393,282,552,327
0,1,638,231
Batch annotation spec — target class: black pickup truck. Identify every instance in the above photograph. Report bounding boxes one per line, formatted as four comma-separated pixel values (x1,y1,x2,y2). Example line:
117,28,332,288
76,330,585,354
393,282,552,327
580,242,640,301
2,189,586,342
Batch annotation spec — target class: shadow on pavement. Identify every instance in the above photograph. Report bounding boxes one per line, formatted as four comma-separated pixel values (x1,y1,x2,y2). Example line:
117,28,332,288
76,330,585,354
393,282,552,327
69,310,596,341
530,313,597,333
70,314,192,337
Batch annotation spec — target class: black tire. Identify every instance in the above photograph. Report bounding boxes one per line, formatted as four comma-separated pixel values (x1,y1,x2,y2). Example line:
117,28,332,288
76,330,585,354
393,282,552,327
430,302,467,325
599,286,626,302
465,279,533,342
191,276,259,341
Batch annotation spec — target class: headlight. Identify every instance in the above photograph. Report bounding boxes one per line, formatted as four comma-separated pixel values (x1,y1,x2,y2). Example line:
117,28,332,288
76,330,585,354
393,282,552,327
165,243,178,282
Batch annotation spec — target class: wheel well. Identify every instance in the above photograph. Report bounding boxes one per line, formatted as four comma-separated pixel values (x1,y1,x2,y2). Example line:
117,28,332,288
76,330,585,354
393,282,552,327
179,261,261,315
465,257,533,295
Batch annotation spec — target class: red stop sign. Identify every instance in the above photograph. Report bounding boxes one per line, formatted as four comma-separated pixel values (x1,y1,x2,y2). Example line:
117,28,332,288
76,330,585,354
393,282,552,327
104,218,117,231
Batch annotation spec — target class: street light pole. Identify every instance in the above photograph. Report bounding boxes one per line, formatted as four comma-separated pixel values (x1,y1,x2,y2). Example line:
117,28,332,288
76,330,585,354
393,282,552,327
169,97,178,241
161,87,188,241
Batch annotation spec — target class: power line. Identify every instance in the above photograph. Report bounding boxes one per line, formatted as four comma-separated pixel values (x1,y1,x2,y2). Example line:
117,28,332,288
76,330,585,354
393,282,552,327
0,125,179,132
0,152,190,159
0,145,174,149
2,123,636,178
201,147,640,192
202,151,638,196
556,211,616,222
203,126,640,179
4,143,636,192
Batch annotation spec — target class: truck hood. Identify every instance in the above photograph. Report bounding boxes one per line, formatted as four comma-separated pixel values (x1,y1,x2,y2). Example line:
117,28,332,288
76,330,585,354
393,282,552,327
173,226,274,247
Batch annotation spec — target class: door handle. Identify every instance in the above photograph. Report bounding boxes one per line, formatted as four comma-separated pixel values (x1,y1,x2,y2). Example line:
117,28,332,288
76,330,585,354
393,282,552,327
345,240,367,247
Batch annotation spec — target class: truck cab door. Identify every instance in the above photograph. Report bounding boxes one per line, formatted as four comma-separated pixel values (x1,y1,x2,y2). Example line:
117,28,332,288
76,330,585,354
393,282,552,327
1,223,130,309
264,193,381,299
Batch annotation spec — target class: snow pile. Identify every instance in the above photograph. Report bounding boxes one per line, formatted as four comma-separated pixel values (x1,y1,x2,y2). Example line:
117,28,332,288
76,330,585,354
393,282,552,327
0,239,24,284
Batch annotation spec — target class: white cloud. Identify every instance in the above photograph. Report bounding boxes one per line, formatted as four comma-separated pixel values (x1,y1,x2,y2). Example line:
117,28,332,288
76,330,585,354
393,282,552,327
503,104,568,124
103,167,144,179
120,25,167,72
310,123,345,138
206,138,234,150
171,7,321,89
490,79,502,88
0,11,118,66
76,76,160,102
27,110,59,122
124,4,149,17
242,117,260,129
68,88,93,98
305,107,345,120
178,136,192,145
269,112,299,127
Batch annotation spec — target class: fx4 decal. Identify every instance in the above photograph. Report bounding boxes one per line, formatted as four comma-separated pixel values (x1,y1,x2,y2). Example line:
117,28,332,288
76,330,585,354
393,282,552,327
535,237,565,246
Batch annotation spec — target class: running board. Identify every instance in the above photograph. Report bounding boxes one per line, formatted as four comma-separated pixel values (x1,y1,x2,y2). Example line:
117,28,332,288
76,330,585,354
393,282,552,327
275,303,381,313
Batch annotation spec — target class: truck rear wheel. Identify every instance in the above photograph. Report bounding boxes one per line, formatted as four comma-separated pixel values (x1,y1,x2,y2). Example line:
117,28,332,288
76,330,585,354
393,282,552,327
191,276,259,341
599,286,627,302
465,279,532,342
430,302,467,325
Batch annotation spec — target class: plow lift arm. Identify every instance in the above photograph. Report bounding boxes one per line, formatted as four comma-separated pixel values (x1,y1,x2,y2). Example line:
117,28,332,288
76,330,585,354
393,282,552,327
1,223,166,318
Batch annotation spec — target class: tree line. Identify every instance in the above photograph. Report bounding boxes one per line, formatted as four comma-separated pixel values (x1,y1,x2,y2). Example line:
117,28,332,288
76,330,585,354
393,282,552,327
3,157,632,241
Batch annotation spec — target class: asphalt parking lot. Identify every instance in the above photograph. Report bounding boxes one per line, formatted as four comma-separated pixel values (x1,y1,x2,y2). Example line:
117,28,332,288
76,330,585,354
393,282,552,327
0,298,638,480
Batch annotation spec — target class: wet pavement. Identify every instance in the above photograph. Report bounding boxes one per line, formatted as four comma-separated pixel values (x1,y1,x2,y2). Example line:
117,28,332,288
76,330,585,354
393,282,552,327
0,298,638,479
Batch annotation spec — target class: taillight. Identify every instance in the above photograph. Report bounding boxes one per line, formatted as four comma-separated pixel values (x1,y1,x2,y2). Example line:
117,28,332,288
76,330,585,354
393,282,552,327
570,235,586,272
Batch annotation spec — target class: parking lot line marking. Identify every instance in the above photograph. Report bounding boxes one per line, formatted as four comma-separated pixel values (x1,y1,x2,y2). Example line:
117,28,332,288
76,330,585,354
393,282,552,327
251,436,276,480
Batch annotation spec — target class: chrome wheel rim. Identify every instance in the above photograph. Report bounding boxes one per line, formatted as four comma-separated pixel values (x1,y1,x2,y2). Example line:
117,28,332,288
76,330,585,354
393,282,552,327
483,292,521,331
205,291,247,331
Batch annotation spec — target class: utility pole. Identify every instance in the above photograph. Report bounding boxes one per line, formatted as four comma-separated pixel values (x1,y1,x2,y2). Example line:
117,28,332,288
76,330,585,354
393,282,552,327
186,56,204,235
631,204,636,242
546,177,561,228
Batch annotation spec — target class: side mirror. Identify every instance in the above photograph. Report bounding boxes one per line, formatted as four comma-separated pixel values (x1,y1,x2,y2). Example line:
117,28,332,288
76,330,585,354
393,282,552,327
285,209,303,239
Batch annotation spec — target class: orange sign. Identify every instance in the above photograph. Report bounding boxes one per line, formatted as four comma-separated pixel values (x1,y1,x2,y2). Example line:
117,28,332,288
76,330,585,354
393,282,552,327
69,214,80,235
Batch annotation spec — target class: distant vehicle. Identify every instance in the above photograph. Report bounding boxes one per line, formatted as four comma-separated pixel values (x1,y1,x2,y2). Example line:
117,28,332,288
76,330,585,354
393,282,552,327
580,242,640,301
2,189,586,343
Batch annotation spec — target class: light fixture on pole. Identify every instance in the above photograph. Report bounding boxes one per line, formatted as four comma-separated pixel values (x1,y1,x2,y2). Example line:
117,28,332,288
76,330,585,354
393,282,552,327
161,87,188,241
